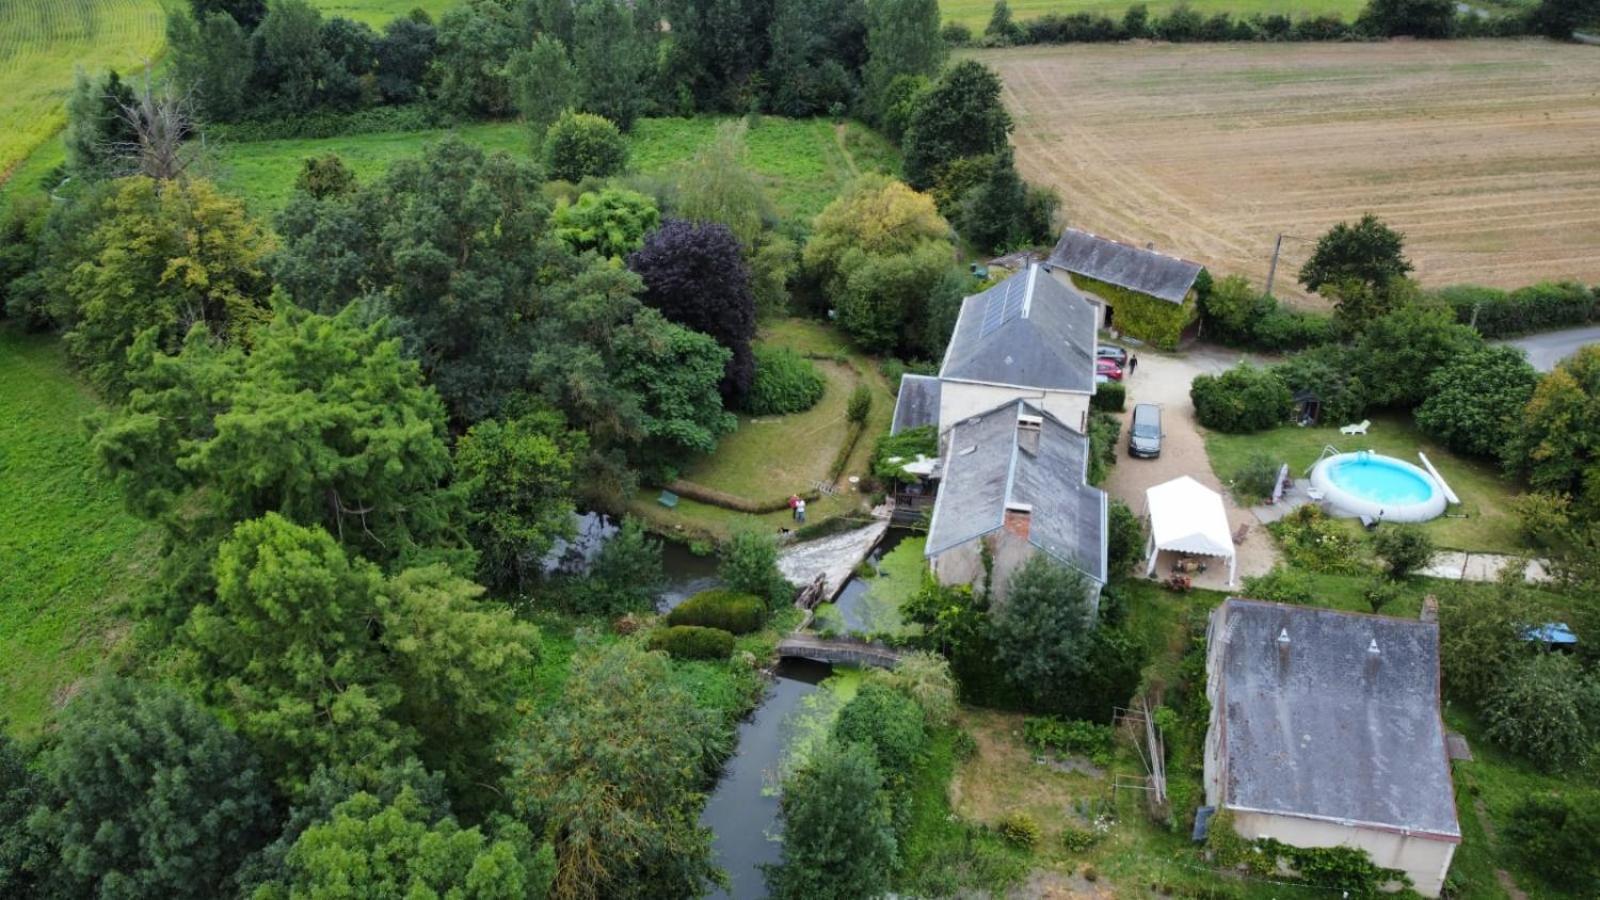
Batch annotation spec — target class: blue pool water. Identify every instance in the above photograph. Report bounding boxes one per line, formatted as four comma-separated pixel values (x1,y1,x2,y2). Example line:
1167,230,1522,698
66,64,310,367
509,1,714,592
1325,455,1437,506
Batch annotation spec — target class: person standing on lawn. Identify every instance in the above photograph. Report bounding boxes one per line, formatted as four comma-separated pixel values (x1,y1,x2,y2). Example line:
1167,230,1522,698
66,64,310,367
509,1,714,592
795,498,806,523
788,494,800,520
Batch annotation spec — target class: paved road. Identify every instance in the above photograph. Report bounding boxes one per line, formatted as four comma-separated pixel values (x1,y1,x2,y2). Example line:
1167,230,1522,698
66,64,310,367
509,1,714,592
1500,325,1600,372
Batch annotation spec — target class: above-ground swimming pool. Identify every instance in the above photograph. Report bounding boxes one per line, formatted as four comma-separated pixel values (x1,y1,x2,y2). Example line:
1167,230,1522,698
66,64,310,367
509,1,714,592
1309,451,1447,523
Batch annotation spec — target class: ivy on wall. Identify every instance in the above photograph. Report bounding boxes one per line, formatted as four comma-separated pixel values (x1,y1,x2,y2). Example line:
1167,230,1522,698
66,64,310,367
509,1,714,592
1076,274,1197,351
1204,809,1416,897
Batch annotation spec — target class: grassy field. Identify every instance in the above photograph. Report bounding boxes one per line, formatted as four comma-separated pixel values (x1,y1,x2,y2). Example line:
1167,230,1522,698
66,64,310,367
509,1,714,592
308,0,458,26
979,40,1600,305
0,328,157,735
631,318,897,541
940,0,1363,30
1205,413,1523,552
212,116,900,224
0,0,166,181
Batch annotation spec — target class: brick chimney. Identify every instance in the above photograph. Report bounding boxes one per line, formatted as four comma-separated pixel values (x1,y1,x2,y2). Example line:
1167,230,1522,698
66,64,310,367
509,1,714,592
1003,502,1032,540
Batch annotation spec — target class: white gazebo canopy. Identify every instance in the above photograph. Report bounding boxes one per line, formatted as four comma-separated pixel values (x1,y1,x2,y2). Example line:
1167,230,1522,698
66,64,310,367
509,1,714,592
1144,475,1236,585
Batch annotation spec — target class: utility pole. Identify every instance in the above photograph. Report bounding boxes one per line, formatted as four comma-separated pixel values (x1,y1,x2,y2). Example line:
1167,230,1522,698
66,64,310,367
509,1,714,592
1265,233,1285,297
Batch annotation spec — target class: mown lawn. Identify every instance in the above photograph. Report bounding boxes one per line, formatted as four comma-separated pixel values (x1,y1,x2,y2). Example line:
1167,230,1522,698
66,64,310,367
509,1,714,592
0,328,157,735
632,318,896,541
213,116,899,225
1205,413,1524,553
940,0,1365,30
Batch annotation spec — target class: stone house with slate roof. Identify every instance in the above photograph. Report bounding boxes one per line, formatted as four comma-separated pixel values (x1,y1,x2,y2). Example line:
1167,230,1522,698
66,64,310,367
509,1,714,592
1203,599,1460,897
1045,228,1206,349
890,263,1108,602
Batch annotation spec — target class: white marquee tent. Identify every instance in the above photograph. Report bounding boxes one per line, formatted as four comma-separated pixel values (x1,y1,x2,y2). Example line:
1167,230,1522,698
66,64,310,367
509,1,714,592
1144,475,1236,586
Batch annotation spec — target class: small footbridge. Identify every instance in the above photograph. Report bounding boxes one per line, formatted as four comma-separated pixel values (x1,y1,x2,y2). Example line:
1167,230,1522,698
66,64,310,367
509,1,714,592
776,634,904,669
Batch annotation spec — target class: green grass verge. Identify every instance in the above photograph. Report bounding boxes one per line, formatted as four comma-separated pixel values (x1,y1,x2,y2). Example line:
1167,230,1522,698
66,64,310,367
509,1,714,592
307,0,459,26
939,0,1366,31
1204,413,1524,553
0,328,158,735
212,115,900,225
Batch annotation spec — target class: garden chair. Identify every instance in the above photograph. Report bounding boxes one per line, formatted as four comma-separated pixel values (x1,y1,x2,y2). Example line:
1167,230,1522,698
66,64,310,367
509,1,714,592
1339,419,1371,436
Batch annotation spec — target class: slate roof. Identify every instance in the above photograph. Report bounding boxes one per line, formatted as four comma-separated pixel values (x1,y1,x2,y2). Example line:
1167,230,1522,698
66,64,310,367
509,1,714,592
939,265,1097,393
1047,228,1204,305
925,399,1107,584
891,374,942,435
1211,599,1460,841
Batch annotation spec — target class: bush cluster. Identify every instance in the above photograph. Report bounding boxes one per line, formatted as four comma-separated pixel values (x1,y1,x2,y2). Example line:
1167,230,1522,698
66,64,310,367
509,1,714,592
666,589,766,634
1199,275,1333,352
206,105,445,143
745,346,826,416
543,111,629,183
1228,452,1281,504
647,625,736,660
1504,791,1600,889
1267,505,1365,575
1241,566,1315,605
1090,380,1125,412
996,812,1040,850
1435,282,1597,339
1371,524,1435,579
1022,717,1113,765
1190,365,1290,433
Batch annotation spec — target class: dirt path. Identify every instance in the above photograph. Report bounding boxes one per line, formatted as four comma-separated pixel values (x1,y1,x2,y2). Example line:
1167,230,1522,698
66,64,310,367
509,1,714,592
1102,346,1279,588
977,41,1600,307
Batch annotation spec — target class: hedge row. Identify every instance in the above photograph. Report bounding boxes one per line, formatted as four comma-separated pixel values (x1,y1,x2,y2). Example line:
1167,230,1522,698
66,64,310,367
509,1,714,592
1435,282,1598,339
648,625,735,660
666,589,766,634
947,2,1532,47
1091,381,1125,412
745,346,827,416
666,478,817,514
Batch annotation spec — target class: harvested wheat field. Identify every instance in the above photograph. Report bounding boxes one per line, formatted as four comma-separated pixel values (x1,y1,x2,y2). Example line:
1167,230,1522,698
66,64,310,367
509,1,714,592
977,40,1600,305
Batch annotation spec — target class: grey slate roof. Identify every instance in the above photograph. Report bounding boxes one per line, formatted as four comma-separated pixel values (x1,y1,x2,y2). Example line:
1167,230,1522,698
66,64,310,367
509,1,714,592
925,400,1107,583
1048,228,1203,305
939,265,1097,393
1212,599,1460,840
891,374,942,435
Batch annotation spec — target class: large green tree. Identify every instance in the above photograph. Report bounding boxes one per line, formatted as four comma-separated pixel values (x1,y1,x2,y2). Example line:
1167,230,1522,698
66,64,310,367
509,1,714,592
901,59,1011,190
430,0,520,116
1415,345,1540,458
1508,345,1600,518
191,513,538,796
64,68,137,180
456,409,586,591
509,34,579,142
1482,653,1600,771
990,555,1098,695
30,679,273,898
863,0,944,118
508,642,726,900
763,740,896,900
612,309,737,460
262,788,554,899
0,734,49,896
52,176,274,398
92,304,465,605
1298,213,1413,296
803,174,953,353
572,0,653,129
1350,303,1480,408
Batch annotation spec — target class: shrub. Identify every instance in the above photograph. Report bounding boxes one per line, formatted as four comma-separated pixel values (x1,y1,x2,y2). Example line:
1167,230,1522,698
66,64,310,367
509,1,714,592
833,681,927,774
871,425,937,485
1415,345,1539,459
1241,566,1315,605
1190,365,1290,433
997,812,1040,850
1091,380,1125,412
648,625,735,660
542,111,628,183
745,346,825,415
847,384,872,425
879,652,959,727
940,21,974,45
1268,505,1365,574
1106,499,1144,576
666,589,766,634
1229,452,1281,504
1023,717,1114,765
1482,653,1600,770
1271,344,1367,426
1087,410,1120,485
1060,827,1100,851
719,529,793,607
1363,578,1404,615
1372,525,1435,579
1504,792,1600,889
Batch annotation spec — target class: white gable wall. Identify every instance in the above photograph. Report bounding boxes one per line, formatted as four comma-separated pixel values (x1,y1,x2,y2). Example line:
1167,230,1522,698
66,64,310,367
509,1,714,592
1225,810,1456,899
939,381,1090,436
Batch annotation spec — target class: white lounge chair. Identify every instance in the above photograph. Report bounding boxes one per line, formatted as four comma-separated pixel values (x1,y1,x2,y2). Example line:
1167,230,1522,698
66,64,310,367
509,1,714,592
1339,419,1371,436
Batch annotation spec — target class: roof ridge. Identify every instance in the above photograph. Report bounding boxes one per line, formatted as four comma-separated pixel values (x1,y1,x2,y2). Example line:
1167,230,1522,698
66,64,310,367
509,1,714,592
1059,226,1204,269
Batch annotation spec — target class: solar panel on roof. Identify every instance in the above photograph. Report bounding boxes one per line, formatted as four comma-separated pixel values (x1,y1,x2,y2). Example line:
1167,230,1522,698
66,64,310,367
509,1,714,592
979,276,1028,338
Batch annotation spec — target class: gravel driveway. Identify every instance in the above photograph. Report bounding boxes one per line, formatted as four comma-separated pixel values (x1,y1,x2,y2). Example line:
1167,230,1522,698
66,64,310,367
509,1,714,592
1102,346,1280,589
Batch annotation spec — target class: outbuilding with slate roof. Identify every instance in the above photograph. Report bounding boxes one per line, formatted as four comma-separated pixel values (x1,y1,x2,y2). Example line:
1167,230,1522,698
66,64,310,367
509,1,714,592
1203,598,1460,897
1045,228,1206,349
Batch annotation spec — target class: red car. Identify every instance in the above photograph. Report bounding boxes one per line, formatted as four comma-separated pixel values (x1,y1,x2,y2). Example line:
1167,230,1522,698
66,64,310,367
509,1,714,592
1096,358,1124,381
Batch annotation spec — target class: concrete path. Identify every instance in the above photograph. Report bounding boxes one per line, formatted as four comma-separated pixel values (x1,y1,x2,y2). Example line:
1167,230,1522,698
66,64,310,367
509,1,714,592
1420,552,1551,584
1103,345,1280,590
1499,325,1600,372
776,521,888,602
